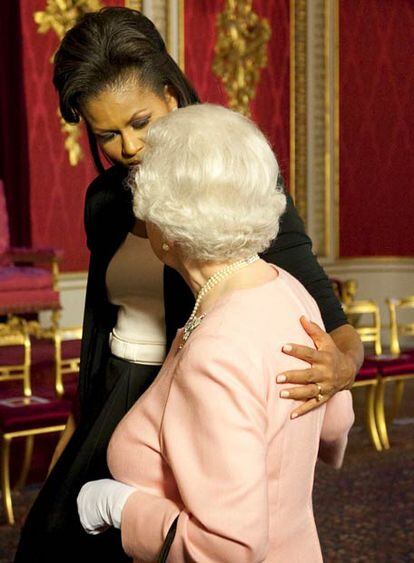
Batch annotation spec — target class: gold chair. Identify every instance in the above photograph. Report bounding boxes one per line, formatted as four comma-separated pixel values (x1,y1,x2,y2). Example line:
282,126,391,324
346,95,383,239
0,338,72,524
342,300,385,451
378,297,414,429
54,326,82,397
0,318,31,397
331,278,358,307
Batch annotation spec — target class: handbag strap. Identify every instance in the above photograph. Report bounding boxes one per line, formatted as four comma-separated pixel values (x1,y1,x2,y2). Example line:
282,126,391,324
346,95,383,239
157,516,179,562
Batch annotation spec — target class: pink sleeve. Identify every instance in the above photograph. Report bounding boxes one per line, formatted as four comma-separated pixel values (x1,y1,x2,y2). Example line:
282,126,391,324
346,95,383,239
122,334,270,562
319,391,354,468
320,391,354,442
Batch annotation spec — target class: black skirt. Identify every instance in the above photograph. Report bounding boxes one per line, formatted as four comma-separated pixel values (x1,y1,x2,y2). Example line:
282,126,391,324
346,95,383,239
14,356,160,563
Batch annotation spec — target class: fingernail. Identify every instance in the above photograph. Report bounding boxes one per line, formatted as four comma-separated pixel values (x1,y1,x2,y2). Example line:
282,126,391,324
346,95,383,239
291,412,298,419
276,375,286,383
280,390,290,398
283,344,292,352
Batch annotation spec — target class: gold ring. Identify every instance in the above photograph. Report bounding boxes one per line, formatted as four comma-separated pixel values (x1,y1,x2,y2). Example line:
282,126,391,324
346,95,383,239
315,383,323,402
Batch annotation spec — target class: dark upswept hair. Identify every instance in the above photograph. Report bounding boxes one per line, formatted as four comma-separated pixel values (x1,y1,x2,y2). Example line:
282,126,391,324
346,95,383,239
53,7,200,172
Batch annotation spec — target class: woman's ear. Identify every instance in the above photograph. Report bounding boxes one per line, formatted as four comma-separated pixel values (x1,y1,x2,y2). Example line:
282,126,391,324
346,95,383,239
164,85,178,112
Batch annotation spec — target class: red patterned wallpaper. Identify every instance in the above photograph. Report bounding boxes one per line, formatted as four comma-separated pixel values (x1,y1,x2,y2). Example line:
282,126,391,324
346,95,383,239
339,0,414,257
18,0,123,272
184,0,290,187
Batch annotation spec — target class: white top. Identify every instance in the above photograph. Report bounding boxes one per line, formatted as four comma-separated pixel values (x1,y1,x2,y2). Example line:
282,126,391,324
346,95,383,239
106,232,166,365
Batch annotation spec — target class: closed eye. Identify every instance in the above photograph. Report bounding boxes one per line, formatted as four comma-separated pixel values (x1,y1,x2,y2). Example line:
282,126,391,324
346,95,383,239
96,131,117,143
131,117,150,130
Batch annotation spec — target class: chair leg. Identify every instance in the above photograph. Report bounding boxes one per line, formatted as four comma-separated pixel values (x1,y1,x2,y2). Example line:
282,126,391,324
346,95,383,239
390,380,405,421
51,309,61,331
1,435,14,525
375,379,390,450
365,385,382,451
54,332,64,397
22,332,32,398
14,435,34,491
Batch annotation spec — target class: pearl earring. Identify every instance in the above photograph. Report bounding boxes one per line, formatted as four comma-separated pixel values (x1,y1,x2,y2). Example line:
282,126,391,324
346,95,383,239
162,242,170,252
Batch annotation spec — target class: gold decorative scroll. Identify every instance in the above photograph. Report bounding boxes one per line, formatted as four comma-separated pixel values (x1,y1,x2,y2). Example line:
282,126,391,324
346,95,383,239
34,0,103,166
34,0,102,39
213,0,270,116
59,112,83,166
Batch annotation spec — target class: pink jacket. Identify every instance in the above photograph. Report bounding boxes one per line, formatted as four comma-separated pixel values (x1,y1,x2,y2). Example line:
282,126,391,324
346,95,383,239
107,267,354,562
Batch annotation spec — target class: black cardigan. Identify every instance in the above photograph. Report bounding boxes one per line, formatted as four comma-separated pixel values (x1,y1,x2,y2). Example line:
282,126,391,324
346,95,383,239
78,165,347,419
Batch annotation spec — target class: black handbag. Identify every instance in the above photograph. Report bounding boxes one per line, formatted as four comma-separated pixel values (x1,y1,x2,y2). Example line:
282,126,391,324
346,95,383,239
157,516,179,562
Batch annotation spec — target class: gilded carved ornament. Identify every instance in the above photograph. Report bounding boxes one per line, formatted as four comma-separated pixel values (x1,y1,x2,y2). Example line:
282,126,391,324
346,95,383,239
34,0,104,166
213,0,271,116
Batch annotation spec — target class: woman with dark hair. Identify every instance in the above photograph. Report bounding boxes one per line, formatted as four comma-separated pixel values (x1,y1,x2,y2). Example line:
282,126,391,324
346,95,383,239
77,103,354,562
15,7,362,563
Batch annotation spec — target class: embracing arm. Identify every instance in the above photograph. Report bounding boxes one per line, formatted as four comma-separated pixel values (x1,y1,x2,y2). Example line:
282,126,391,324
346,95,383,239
318,390,354,469
263,194,363,415
329,323,364,389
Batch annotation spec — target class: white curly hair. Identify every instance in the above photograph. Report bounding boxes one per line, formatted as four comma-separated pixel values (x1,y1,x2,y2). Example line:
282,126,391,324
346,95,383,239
131,103,286,261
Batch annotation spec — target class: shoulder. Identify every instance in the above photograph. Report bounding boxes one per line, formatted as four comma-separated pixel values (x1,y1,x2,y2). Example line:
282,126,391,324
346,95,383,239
180,274,323,362
276,268,324,327
85,165,129,209
217,273,323,340
175,330,264,398
84,165,134,250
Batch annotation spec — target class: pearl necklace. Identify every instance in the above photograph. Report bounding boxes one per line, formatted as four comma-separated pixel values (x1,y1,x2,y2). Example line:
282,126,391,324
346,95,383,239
179,254,260,349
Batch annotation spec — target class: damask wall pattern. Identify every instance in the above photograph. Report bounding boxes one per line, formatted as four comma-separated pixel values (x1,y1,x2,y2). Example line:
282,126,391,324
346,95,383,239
250,0,290,184
12,0,291,271
339,0,414,257
19,0,123,272
184,0,290,187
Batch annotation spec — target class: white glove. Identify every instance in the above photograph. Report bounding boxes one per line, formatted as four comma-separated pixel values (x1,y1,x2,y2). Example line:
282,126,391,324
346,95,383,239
77,478,136,535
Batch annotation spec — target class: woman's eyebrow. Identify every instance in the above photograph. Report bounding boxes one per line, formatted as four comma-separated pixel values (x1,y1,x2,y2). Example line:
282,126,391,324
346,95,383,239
93,110,151,133
129,110,150,121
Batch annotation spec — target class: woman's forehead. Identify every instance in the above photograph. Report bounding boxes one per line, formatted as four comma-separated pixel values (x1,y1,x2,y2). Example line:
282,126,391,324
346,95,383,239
81,83,161,129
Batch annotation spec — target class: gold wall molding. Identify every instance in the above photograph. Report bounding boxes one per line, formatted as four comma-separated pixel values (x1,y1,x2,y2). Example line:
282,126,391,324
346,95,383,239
333,0,340,259
138,1,184,70
212,0,270,116
289,0,307,222
139,1,166,37
124,0,142,10
312,0,328,254
34,0,104,167
307,0,332,256
166,0,185,70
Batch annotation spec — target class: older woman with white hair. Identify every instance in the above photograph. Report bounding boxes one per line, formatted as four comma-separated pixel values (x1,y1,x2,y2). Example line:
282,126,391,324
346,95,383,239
77,104,354,562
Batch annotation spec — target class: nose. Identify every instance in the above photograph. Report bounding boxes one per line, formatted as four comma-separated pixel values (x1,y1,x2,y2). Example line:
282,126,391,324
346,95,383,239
121,131,141,159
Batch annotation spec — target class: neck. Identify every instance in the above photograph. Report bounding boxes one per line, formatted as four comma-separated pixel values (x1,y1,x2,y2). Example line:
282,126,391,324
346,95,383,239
179,255,265,314
174,254,273,349
176,259,236,297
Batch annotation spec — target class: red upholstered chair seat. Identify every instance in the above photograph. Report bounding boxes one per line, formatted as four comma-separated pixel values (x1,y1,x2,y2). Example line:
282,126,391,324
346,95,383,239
0,396,71,433
0,180,62,317
365,353,414,376
0,289,60,315
355,361,378,381
0,266,53,291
